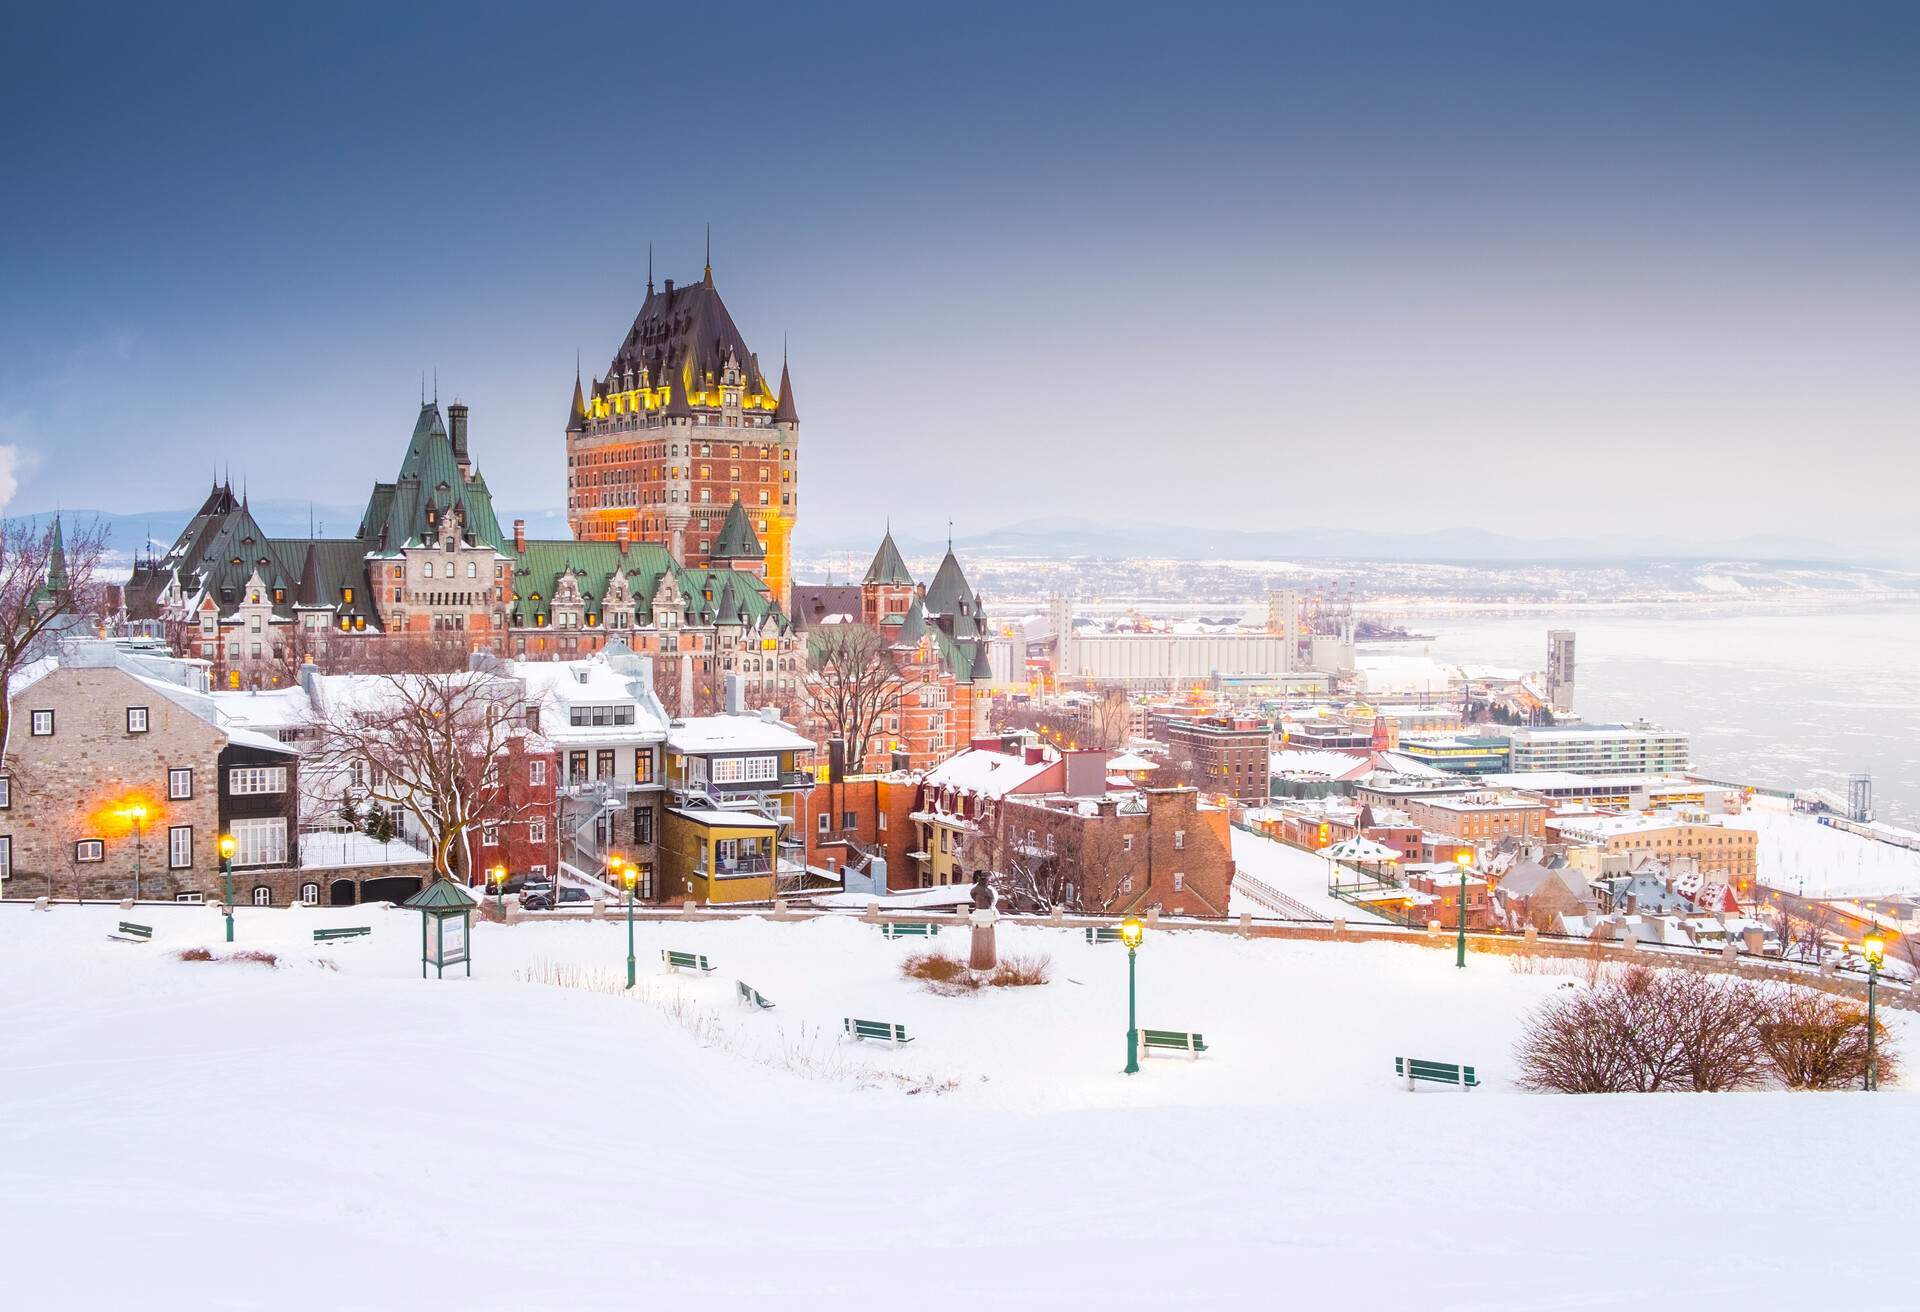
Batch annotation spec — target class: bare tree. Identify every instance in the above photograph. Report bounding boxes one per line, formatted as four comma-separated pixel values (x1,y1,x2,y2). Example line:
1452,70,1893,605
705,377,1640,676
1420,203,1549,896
1755,985,1897,1089
0,517,107,758
801,624,926,769
965,803,1138,914
308,660,545,883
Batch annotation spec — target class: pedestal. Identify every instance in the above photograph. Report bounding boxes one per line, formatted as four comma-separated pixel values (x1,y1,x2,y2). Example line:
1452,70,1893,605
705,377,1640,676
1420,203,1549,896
969,909,998,971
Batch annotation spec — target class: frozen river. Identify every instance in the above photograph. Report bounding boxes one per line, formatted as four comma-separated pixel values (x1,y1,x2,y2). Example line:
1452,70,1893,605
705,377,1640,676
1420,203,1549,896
1379,606,1920,827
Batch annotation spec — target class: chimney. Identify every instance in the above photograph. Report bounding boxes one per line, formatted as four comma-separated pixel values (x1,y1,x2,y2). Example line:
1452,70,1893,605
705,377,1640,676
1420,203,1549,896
513,519,526,553
970,735,1001,753
828,738,847,783
663,278,675,294
724,673,745,715
1023,744,1045,766
448,402,469,467
616,522,631,556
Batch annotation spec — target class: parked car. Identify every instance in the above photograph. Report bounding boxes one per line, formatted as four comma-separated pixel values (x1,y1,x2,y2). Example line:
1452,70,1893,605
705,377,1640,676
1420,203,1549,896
519,879,557,910
557,887,590,905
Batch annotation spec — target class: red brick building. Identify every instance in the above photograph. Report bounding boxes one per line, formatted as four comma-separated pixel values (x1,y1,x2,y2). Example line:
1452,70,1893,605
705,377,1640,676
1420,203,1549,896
1157,713,1273,803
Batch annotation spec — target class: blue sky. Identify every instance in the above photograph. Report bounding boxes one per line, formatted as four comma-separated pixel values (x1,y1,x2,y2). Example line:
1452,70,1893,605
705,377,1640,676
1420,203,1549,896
2,1,1916,550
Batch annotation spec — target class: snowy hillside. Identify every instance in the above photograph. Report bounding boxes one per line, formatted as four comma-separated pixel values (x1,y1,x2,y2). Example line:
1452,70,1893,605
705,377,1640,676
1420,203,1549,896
2,903,1914,1309
1729,798,1920,898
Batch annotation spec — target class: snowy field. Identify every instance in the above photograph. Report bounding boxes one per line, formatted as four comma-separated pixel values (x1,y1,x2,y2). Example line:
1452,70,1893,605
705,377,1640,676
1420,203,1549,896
1228,826,1393,922
4,902,1917,1310
1729,797,1920,898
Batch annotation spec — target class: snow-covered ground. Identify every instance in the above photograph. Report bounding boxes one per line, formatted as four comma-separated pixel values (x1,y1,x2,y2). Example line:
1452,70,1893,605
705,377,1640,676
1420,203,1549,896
3,902,1916,1309
1729,797,1920,898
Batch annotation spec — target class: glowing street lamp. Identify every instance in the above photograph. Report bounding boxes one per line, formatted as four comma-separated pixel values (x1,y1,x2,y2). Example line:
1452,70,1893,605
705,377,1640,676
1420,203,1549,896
1119,916,1145,1075
1863,935,1887,1091
614,857,637,990
218,833,237,942
1454,849,1473,969
115,799,152,901
490,864,508,914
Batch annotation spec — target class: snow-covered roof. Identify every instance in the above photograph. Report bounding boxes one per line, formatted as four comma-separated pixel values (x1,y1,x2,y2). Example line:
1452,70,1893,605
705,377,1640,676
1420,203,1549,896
224,725,299,757
208,686,312,730
299,829,430,870
1270,748,1373,781
1105,752,1159,772
668,808,781,828
668,714,814,754
1326,836,1402,863
923,746,1058,799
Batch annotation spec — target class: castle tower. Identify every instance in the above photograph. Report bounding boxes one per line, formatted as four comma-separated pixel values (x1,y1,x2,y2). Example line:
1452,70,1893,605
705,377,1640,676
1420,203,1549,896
565,259,797,601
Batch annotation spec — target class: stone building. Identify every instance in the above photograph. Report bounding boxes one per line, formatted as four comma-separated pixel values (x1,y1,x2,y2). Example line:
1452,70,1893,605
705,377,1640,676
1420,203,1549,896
1157,713,1274,804
565,259,800,606
1,644,299,902
999,785,1235,917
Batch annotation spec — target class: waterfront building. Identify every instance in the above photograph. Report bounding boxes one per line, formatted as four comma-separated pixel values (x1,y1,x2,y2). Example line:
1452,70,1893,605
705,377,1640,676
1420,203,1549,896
1503,721,1690,777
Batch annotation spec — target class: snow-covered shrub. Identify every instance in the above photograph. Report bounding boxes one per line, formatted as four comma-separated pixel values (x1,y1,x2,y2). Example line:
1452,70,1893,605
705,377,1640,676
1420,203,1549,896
1755,987,1898,1089
902,950,983,995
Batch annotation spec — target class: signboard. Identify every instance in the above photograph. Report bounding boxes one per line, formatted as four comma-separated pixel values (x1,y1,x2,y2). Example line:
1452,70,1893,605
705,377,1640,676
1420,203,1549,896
439,915,467,962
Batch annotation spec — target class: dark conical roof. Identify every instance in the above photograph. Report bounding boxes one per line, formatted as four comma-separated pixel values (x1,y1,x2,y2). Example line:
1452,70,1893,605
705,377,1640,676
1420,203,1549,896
862,531,913,586
774,358,799,424
606,277,774,412
709,499,764,561
567,374,587,433
295,542,324,606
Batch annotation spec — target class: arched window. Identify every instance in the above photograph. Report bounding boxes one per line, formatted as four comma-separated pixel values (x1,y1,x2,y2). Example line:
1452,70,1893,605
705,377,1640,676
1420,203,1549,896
252,886,272,906
300,882,319,905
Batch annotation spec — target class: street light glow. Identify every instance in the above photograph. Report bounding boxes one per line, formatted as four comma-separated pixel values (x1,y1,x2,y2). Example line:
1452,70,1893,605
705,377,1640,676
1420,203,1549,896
1863,935,1886,967
218,834,237,859
1119,917,1144,949
1455,849,1473,868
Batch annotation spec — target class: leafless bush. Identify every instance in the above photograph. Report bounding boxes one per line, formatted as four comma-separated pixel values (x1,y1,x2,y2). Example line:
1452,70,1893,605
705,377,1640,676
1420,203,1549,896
176,947,214,961
174,947,280,967
988,953,1052,988
1517,966,1766,1093
902,950,983,995
1755,987,1899,1089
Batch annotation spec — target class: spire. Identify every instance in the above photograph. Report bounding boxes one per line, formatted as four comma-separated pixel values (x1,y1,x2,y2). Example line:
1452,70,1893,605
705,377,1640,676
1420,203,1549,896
45,514,70,595
567,366,588,433
647,242,654,296
710,498,765,562
703,222,713,287
774,351,799,425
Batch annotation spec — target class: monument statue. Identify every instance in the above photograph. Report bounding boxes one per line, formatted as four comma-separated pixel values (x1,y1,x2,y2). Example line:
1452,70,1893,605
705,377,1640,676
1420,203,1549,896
969,869,999,970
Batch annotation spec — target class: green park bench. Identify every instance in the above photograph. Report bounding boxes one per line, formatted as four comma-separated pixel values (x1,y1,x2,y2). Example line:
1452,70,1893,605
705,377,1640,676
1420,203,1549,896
111,922,153,943
1396,1057,1478,1091
313,927,372,942
1141,1028,1208,1058
880,921,940,939
1085,926,1123,944
662,949,716,973
844,1017,913,1045
736,981,775,1010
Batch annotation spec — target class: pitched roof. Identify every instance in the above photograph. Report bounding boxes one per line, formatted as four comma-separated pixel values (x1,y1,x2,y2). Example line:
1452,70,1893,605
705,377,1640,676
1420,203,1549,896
923,548,980,623
862,531,913,586
356,402,507,554
599,276,775,413
503,537,786,633
709,500,764,561
774,357,799,424
566,373,587,433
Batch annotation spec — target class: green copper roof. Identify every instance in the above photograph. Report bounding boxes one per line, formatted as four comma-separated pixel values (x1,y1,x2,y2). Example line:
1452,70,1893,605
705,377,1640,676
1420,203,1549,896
709,500,765,561
923,548,979,623
503,537,786,632
862,531,913,586
404,878,478,910
357,403,508,554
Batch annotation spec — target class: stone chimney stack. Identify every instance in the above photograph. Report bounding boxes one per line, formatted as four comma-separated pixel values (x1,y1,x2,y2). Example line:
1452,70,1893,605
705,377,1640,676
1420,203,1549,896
616,522,631,556
513,519,526,553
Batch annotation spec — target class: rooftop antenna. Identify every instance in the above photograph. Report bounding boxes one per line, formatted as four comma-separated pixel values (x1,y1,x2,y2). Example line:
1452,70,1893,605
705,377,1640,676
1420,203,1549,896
647,242,654,295
704,223,711,280
420,372,426,406
433,368,438,405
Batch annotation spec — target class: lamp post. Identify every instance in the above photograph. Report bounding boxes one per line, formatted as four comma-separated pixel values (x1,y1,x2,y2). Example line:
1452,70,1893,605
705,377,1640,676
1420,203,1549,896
615,857,637,990
1454,848,1473,969
490,864,507,915
117,801,151,901
1119,916,1145,1074
218,833,237,943
1863,934,1886,1091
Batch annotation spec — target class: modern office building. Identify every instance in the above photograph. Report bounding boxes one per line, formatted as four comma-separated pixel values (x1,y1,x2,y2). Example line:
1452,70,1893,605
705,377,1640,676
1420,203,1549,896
1504,721,1689,777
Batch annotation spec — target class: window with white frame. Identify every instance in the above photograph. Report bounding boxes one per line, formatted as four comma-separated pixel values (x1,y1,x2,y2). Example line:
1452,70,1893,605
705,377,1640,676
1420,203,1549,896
229,818,288,867
168,768,193,800
228,766,288,795
528,818,546,844
482,823,499,846
127,706,149,733
300,882,319,905
710,755,777,784
0,834,9,877
76,839,104,862
1122,834,1133,852
1173,830,1185,850
529,759,547,786
175,892,203,903
1172,871,1185,891
817,811,829,835
252,886,271,906
168,826,193,869
30,710,52,736
0,777,10,809
529,863,547,878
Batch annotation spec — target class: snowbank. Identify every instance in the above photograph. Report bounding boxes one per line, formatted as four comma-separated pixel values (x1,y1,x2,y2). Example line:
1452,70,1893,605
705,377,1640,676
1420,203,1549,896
1728,798,1920,898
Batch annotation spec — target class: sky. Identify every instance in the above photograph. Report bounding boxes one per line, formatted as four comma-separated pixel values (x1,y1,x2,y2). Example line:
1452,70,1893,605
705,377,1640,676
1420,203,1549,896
2,1,1917,555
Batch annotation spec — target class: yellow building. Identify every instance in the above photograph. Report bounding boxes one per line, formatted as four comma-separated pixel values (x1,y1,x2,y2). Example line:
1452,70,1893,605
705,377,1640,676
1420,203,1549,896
661,809,784,904
659,713,816,903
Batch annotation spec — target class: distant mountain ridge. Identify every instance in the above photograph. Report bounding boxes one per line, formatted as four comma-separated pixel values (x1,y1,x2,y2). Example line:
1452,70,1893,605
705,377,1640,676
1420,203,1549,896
11,505,1873,566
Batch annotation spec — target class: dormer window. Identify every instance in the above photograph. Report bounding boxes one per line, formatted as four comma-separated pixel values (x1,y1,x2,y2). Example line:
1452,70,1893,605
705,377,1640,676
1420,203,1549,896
341,587,354,604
